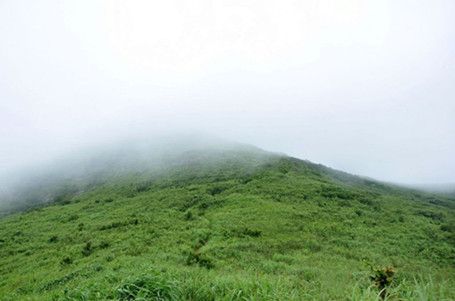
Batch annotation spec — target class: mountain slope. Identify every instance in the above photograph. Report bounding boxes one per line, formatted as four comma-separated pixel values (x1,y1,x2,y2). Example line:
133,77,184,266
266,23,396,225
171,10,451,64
0,142,454,300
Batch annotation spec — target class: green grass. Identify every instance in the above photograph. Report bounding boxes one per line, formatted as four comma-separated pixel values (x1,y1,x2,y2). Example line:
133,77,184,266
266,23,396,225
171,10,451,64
0,147,454,300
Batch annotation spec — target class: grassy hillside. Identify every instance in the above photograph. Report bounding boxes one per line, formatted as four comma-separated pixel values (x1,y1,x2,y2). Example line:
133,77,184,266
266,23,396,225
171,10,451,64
0,144,454,300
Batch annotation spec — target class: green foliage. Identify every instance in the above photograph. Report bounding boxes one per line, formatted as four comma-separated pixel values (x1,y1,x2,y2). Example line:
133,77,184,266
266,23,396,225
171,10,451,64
185,252,215,269
136,181,151,193
81,241,93,257
184,210,193,221
228,227,262,238
48,235,58,243
61,256,73,265
441,221,455,232
77,223,84,231
371,265,395,289
117,270,180,300
364,260,396,298
0,152,454,300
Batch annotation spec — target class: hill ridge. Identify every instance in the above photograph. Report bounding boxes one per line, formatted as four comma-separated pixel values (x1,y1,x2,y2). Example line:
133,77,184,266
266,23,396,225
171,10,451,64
0,140,454,299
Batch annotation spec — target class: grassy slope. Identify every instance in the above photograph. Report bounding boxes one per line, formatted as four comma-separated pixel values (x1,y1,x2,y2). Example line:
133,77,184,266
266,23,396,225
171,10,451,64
0,148,454,300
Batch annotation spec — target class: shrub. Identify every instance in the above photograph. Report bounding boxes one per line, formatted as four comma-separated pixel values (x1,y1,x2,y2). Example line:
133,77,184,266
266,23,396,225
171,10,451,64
185,252,214,269
105,255,114,262
82,241,93,256
242,228,262,237
67,214,79,221
136,181,152,192
416,210,444,221
99,241,110,249
338,200,351,207
370,266,395,289
99,219,138,231
229,227,262,238
441,222,455,232
364,260,395,298
61,256,73,265
99,221,124,231
197,198,224,210
184,210,193,221
305,239,322,252
208,186,225,196
48,235,58,243
359,199,374,206
77,223,84,231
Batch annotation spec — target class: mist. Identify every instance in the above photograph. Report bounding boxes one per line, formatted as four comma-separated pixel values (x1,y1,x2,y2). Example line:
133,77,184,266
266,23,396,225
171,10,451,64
1,0,455,185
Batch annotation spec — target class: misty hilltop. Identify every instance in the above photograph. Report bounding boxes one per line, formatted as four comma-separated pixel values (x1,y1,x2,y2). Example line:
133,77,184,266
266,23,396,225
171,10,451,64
0,136,426,215
0,136,454,299
0,136,274,214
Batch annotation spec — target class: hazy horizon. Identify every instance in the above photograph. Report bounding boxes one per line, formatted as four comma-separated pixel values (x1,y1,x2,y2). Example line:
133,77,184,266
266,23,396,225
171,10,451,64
1,0,454,185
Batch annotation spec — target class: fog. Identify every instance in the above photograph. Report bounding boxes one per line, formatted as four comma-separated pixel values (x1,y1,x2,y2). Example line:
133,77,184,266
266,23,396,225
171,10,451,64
1,0,454,184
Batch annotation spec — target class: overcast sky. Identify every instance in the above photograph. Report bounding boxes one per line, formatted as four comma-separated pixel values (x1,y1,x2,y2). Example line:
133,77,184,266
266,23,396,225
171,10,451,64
1,0,454,184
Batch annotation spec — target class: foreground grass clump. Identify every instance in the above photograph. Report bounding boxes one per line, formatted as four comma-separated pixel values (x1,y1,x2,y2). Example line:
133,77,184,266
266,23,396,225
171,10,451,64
117,270,179,300
0,148,454,300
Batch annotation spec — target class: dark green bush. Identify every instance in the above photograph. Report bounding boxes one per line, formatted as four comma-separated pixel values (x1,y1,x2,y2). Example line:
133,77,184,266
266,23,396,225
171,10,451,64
48,235,58,243
136,181,152,193
184,210,193,221
416,210,445,221
67,214,79,222
77,223,84,231
228,227,262,238
185,252,214,269
99,241,110,249
208,186,225,196
359,199,374,206
99,219,138,231
441,222,455,232
82,241,93,256
242,228,262,237
61,256,73,265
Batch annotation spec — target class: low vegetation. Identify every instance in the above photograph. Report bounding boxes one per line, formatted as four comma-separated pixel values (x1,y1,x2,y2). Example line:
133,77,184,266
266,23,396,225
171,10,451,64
0,147,454,300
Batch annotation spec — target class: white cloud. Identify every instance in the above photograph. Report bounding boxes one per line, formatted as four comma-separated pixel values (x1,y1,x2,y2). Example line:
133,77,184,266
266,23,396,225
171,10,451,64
0,0,454,183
